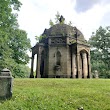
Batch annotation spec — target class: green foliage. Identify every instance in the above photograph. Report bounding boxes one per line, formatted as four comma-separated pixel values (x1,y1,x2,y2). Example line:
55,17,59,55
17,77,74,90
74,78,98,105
49,12,66,27
68,21,73,26
0,0,31,78
13,64,30,78
49,19,54,27
0,79,110,110
89,26,110,78
55,11,61,24
35,35,47,42
49,12,73,27
0,0,21,29
9,29,31,64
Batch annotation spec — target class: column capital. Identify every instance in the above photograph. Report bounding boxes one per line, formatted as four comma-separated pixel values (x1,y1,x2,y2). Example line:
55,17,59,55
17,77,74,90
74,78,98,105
30,74,34,78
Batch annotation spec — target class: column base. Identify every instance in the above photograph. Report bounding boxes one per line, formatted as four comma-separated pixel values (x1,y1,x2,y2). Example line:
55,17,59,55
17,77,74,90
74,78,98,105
30,74,34,78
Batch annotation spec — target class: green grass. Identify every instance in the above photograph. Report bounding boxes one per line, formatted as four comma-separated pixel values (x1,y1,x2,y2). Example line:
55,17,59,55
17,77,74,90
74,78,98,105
0,79,110,110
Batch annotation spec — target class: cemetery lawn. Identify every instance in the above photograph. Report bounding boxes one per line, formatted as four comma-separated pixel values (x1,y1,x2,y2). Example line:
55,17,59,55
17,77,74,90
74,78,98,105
0,79,110,110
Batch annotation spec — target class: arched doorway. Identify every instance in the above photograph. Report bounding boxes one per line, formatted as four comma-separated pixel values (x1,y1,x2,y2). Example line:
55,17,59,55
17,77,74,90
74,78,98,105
80,50,88,78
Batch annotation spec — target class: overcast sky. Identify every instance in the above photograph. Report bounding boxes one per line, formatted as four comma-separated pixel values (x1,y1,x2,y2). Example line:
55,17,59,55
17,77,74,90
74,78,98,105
18,0,110,47
17,0,110,69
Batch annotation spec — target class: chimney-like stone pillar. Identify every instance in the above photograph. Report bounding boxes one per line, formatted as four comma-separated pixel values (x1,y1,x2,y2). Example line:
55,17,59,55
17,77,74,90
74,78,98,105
82,53,88,78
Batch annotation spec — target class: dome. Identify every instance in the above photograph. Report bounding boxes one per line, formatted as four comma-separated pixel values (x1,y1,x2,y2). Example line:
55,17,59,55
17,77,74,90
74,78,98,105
43,24,85,41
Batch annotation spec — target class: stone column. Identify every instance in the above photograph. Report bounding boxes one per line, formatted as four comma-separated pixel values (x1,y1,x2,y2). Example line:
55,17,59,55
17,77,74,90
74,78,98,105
82,53,88,78
30,55,34,78
76,53,80,78
35,54,38,78
36,54,41,78
88,55,91,78
79,55,82,77
72,54,77,78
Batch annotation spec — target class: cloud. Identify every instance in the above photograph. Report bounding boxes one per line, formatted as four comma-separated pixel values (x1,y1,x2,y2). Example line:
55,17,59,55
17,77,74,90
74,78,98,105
74,0,110,13
18,0,110,46
18,0,110,68
18,0,76,46
101,13,110,26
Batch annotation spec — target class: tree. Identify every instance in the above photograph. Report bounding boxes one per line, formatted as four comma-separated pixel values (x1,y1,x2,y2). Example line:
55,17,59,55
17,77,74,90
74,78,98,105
0,0,21,71
0,0,21,29
88,26,110,78
13,64,30,78
9,29,31,64
0,0,31,77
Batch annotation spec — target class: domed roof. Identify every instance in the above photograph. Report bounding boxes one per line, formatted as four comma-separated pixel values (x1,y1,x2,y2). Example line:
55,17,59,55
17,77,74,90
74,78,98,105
43,24,85,41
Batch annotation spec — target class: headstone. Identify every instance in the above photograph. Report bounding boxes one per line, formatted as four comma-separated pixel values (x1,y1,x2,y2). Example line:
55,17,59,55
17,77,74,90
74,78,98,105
0,68,13,99
94,70,99,78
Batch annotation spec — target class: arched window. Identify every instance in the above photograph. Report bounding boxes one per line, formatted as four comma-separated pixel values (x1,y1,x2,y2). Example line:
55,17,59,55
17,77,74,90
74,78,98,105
56,51,61,65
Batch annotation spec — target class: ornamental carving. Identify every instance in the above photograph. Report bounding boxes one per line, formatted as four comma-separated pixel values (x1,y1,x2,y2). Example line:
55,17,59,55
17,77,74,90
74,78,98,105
51,38,66,44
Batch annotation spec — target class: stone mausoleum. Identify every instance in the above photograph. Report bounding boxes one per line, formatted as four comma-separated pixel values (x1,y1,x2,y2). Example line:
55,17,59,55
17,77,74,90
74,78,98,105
30,19,91,78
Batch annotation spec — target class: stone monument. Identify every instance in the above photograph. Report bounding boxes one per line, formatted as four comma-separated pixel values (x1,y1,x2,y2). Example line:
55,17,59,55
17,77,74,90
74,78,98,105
0,68,13,99
30,17,91,78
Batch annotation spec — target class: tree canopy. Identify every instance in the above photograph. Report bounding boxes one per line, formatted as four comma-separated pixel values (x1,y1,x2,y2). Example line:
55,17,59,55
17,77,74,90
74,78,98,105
88,26,110,78
0,0,31,77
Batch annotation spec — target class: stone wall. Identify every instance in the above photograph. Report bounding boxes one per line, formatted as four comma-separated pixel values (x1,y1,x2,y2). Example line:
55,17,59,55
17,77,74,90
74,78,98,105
48,46,69,77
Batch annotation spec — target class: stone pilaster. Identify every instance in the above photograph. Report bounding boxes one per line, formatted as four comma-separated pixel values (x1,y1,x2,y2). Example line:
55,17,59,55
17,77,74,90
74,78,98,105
82,53,88,78
77,53,81,78
72,54,77,78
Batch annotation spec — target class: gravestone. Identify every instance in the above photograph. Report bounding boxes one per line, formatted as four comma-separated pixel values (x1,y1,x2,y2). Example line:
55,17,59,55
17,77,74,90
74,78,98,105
0,68,13,99
94,70,99,78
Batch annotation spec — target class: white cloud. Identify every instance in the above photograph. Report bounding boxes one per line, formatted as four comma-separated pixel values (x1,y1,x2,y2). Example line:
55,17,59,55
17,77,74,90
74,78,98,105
18,0,110,68
18,0,110,43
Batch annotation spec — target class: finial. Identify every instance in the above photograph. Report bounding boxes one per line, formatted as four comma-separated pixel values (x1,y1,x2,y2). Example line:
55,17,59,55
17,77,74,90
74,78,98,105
59,15,65,23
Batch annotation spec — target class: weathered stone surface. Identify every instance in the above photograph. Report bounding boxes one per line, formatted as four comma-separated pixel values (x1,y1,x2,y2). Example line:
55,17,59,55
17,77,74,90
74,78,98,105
30,24,91,78
0,68,12,99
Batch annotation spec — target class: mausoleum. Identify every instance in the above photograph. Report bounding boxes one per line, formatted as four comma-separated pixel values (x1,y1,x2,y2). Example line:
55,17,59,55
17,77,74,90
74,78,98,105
30,20,91,78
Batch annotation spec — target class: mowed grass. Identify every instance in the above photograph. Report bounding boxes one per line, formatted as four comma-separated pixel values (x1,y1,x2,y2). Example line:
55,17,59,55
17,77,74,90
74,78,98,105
0,79,110,110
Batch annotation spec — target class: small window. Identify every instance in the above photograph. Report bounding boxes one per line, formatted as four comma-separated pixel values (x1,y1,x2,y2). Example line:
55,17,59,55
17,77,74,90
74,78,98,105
56,51,61,65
